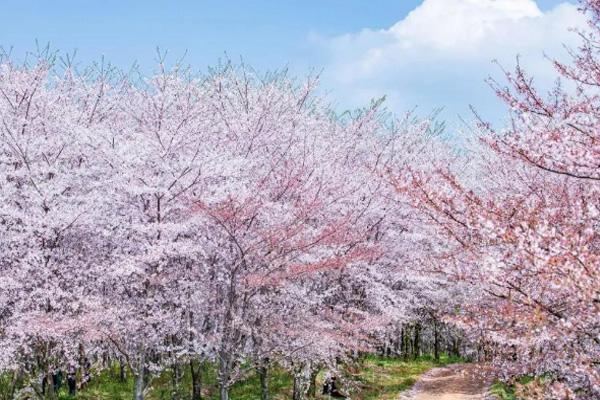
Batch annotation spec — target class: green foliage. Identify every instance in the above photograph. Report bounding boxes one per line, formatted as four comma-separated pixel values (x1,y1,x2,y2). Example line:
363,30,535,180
489,376,540,400
490,381,517,400
0,373,18,400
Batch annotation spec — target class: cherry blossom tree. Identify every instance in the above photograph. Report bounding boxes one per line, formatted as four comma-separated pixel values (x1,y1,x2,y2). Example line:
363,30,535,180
391,1,600,397
87,60,216,400
0,52,115,399
186,67,401,400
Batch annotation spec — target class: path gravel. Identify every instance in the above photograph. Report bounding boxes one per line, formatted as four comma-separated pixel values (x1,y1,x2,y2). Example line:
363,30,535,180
398,364,494,400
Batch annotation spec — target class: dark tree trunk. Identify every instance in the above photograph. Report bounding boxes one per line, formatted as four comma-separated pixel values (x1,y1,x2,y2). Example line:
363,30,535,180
171,363,181,400
190,359,203,400
413,323,421,359
119,358,127,382
400,327,406,359
405,326,412,361
434,320,440,362
67,375,76,396
67,365,77,397
453,337,461,358
218,352,231,400
257,363,269,400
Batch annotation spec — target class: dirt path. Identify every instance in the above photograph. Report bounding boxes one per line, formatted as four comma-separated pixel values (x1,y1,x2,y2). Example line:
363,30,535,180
398,364,493,400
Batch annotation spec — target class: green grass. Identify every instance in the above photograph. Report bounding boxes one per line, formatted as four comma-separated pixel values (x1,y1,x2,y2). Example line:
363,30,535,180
228,368,292,400
489,375,540,400
7,354,464,400
489,381,517,400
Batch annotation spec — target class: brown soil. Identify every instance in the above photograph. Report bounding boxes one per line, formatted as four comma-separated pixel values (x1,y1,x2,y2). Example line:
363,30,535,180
398,364,493,400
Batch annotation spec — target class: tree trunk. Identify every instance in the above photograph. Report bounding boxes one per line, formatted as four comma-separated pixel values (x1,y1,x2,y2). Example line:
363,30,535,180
406,326,413,360
307,366,319,398
257,363,269,400
190,359,203,400
134,353,146,400
218,353,231,400
10,369,22,399
79,344,91,390
413,323,421,359
67,365,77,397
400,327,406,359
292,365,309,400
219,385,229,400
171,363,181,400
45,370,57,400
433,320,440,362
119,358,127,382
292,377,303,400
453,337,461,358
134,369,145,400
67,375,77,396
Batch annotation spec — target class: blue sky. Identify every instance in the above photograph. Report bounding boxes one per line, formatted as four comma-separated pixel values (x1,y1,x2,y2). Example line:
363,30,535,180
0,0,583,126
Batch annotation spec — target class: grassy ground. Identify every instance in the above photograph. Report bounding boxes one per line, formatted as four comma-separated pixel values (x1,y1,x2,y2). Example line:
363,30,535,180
489,381,517,400
489,376,537,400
27,354,462,400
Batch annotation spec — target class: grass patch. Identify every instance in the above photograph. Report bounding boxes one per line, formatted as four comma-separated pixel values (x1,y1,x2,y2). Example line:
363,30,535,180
490,381,517,400
228,367,293,400
489,375,545,400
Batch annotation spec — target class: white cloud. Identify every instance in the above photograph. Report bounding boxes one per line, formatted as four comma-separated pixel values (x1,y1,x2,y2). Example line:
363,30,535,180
317,0,587,126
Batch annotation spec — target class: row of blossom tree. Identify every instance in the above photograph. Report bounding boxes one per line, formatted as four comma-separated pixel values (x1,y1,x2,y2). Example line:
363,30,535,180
0,49,457,400
1,1,599,399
